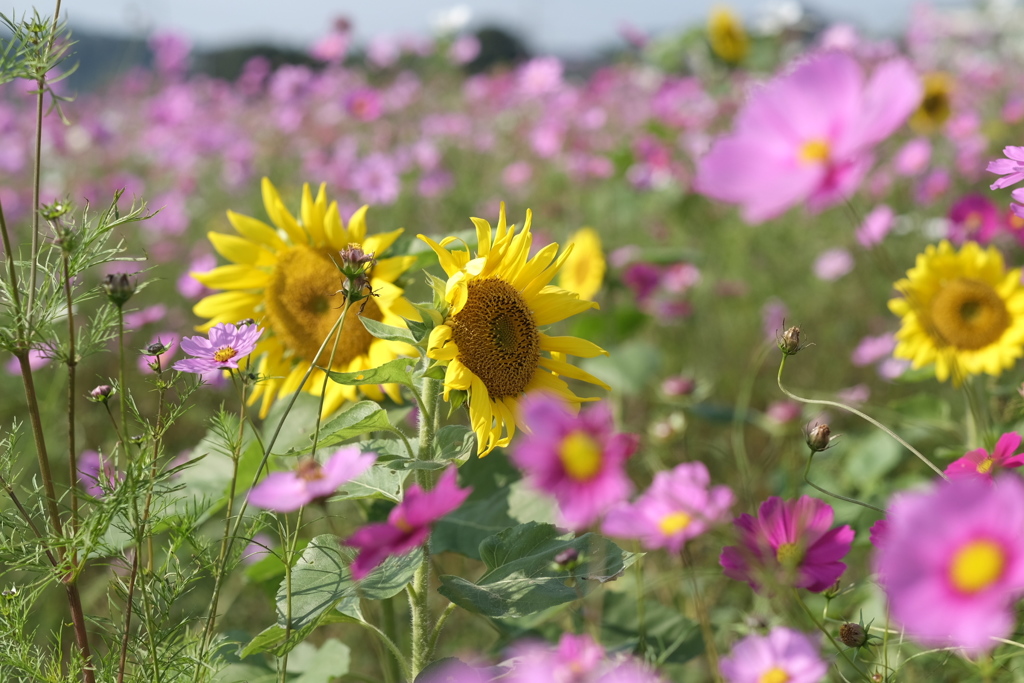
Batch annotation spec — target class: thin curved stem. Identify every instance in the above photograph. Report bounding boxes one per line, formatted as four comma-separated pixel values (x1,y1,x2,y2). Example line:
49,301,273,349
778,355,947,480
802,450,885,514
792,589,873,683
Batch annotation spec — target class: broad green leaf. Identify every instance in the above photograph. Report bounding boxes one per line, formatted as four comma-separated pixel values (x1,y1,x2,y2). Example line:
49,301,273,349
239,623,317,658
360,316,417,344
288,639,351,683
272,533,421,638
326,357,419,391
330,464,405,502
432,425,476,462
600,591,703,665
213,663,276,683
581,339,661,397
437,522,636,618
312,401,394,450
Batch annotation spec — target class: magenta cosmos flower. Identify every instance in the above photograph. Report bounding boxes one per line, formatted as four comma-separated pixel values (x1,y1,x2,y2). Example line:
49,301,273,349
173,322,263,374
602,462,734,553
696,50,921,223
874,476,1024,652
720,496,854,592
511,395,638,530
947,193,999,245
720,627,827,683
945,432,1024,480
247,446,376,513
346,466,470,579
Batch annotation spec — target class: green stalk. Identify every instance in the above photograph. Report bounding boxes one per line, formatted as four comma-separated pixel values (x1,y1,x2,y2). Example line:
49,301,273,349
777,355,946,479
792,589,873,683
802,448,885,514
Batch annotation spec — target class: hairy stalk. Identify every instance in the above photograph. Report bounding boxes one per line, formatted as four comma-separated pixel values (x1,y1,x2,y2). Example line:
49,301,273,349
681,549,722,683
802,448,885,514
116,307,128,469
777,355,947,479
409,374,442,679
426,602,457,662
142,355,171,572
380,597,402,683
115,552,140,683
61,250,80,543
356,619,411,682
792,590,873,683
310,300,348,455
196,378,248,676
0,199,22,313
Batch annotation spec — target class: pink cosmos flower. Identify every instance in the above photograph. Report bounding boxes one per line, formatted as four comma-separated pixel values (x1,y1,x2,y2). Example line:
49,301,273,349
511,395,637,530
720,627,827,683
856,204,894,247
507,633,662,683
695,50,921,223
248,446,376,513
851,332,896,367
988,145,1024,190
812,248,853,281
602,462,734,553
5,348,50,375
947,194,999,245
77,450,123,498
873,476,1024,652
346,466,470,579
893,137,931,176
173,322,262,374
945,432,1024,481
720,496,854,592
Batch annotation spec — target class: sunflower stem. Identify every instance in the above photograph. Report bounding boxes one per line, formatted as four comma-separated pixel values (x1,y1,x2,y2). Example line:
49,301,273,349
777,355,947,480
408,374,442,679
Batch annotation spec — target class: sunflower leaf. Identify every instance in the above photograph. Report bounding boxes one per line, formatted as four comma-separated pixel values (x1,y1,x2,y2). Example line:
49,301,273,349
326,358,419,391
437,522,636,618
313,401,394,450
359,316,417,344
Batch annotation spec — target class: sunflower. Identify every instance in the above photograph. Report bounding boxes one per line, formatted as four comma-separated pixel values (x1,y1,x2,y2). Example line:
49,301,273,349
192,178,417,417
419,205,610,456
910,72,953,133
888,240,1024,384
558,227,605,302
707,5,749,66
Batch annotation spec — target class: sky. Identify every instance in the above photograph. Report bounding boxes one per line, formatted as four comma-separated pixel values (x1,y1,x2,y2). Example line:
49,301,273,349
11,0,970,55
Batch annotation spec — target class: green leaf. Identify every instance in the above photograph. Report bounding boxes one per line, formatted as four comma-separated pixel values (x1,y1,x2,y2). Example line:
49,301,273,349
360,316,417,344
271,533,421,639
330,464,405,503
581,339,661,397
600,591,703,664
437,523,636,618
313,401,395,450
326,357,419,391
433,425,476,462
288,639,351,683
431,491,514,560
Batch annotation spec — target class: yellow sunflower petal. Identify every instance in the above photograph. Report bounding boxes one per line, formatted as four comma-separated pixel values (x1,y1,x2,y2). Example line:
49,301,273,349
539,356,611,390
364,227,405,257
208,232,276,266
193,291,262,321
346,205,369,244
227,210,287,251
532,287,599,326
324,201,350,251
261,178,308,245
539,333,608,358
193,265,270,290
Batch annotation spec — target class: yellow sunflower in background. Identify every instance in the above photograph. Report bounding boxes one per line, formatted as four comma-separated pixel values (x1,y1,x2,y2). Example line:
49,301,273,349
192,178,418,417
558,227,605,302
910,72,953,133
419,205,610,456
707,5,749,65
888,240,1024,384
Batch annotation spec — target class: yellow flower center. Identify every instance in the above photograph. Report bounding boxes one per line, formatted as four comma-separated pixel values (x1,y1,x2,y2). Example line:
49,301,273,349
759,668,790,683
977,457,994,474
449,277,540,400
799,139,830,164
913,73,952,131
964,212,983,233
558,431,603,481
927,277,1010,351
394,515,414,533
775,542,804,569
658,511,693,535
213,347,237,363
264,245,382,368
949,539,1006,594
708,7,749,64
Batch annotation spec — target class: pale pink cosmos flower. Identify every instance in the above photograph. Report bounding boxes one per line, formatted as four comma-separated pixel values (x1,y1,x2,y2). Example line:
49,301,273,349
874,476,1024,652
512,395,637,530
987,145,1024,190
893,137,931,176
695,50,921,223
812,248,853,281
507,633,662,683
78,450,123,498
851,332,896,366
945,432,1024,481
720,496,854,592
248,446,376,513
5,348,50,375
346,466,470,579
720,627,827,683
173,322,262,374
602,462,734,553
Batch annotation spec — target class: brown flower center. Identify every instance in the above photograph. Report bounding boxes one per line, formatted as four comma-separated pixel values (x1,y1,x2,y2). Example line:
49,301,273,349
928,278,1009,351
264,245,382,368
449,277,540,400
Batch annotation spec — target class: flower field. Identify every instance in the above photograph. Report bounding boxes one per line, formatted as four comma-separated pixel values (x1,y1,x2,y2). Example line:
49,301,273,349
5,3,1024,682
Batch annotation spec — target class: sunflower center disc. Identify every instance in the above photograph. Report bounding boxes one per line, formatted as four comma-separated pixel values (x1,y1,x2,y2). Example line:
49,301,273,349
264,246,382,368
928,277,1010,350
450,277,540,400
